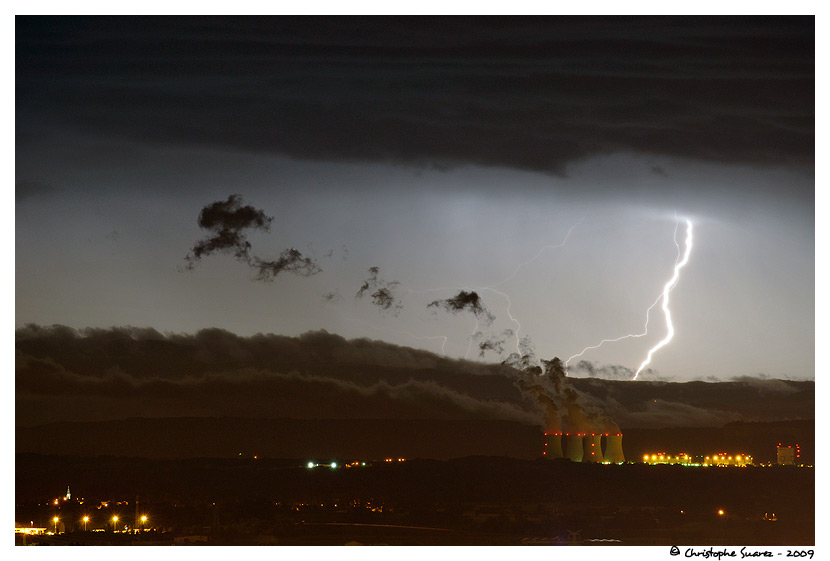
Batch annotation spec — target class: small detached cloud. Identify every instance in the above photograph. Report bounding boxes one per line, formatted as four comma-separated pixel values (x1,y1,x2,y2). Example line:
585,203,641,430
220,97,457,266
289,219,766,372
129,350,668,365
356,267,403,316
252,250,321,280
428,290,495,326
184,194,319,280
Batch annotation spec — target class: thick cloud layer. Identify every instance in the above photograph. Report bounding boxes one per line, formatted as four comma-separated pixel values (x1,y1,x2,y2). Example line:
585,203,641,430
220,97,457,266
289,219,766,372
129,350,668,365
16,325,813,431
17,17,814,188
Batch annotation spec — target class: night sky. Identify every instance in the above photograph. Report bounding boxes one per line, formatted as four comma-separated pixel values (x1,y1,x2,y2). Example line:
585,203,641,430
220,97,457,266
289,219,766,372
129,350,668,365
16,16,814,402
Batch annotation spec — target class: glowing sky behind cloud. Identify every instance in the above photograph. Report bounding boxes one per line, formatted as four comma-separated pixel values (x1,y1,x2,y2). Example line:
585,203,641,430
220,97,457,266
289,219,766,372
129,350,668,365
15,16,814,382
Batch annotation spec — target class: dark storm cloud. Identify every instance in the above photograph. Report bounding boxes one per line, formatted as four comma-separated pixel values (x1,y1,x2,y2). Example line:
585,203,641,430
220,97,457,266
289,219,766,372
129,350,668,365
567,376,814,428
185,194,320,279
15,325,537,426
569,360,636,380
428,290,495,325
356,267,403,315
16,325,813,429
567,360,662,381
16,17,814,186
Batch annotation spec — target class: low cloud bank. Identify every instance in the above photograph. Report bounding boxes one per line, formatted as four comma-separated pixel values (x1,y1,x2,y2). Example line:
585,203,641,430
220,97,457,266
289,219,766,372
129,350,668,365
16,325,813,430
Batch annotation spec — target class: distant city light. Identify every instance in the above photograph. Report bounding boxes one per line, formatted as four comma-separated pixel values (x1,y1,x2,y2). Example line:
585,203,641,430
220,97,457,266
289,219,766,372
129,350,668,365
307,462,315,468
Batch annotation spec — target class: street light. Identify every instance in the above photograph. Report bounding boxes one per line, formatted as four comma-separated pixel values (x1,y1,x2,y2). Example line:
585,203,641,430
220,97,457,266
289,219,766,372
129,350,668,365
53,517,59,534
140,515,147,532
112,515,119,532
82,516,89,531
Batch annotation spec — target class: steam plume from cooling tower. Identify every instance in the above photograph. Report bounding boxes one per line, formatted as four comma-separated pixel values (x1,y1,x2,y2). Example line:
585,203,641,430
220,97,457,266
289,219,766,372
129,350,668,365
514,356,619,435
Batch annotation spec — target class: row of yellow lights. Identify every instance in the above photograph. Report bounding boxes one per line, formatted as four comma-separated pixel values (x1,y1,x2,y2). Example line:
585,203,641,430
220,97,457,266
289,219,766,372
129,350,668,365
49,514,148,532
643,454,752,461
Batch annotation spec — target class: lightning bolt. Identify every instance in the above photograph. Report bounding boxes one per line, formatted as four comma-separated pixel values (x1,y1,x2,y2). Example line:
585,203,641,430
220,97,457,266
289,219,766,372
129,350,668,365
565,217,683,367
632,217,694,380
564,293,663,366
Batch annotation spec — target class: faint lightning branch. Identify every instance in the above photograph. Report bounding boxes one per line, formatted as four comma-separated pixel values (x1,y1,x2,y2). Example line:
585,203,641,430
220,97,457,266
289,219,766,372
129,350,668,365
480,287,522,355
632,217,694,380
565,217,683,367
490,215,585,288
479,215,583,358
405,216,584,360
464,316,480,360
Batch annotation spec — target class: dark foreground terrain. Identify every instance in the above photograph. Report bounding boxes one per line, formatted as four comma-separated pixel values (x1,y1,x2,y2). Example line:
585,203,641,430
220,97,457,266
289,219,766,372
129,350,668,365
16,453,813,546
16,417,815,464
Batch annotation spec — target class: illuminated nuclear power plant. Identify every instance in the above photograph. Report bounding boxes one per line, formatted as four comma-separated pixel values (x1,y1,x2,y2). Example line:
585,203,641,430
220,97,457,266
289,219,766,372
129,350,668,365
642,452,753,467
543,432,625,464
777,443,800,466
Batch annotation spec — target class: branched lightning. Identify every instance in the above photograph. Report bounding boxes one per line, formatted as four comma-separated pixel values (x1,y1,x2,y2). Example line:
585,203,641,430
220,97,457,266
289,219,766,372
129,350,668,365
565,217,683,367
565,293,663,366
632,217,694,380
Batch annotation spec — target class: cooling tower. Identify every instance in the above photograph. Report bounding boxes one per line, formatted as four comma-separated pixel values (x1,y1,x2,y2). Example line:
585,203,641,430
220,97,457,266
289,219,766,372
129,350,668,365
544,433,564,459
603,433,625,463
565,433,584,462
583,434,603,463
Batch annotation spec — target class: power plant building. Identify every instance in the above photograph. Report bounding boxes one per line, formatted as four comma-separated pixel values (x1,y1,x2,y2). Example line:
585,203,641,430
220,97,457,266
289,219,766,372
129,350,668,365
565,434,584,462
603,434,625,463
777,444,799,466
543,433,564,459
642,452,753,467
543,432,625,464
583,434,603,463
